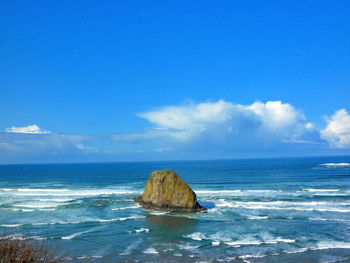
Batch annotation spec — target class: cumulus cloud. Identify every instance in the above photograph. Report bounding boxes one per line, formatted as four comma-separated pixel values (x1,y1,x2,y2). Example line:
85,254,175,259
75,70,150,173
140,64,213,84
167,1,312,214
4,124,50,134
114,100,319,152
321,109,350,149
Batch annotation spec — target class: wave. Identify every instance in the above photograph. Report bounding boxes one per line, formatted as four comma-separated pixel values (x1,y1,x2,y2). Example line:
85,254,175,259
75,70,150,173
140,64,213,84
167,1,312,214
75,256,103,260
7,208,35,212
178,243,199,250
320,163,350,167
62,227,100,240
225,238,295,247
35,198,75,202
135,228,149,233
226,205,350,213
0,188,139,197
228,201,350,206
93,216,145,223
184,232,206,241
216,200,350,213
31,215,145,226
247,216,269,220
195,189,282,195
0,224,24,228
143,247,159,254
303,188,340,192
308,217,350,222
16,188,69,192
314,241,350,250
312,193,348,196
239,254,268,260
111,205,140,211
1,234,46,240
13,203,65,208
149,211,169,215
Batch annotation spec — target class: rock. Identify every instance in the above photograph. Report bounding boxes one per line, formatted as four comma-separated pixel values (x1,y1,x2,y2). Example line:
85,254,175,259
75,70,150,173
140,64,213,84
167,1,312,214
133,169,206,212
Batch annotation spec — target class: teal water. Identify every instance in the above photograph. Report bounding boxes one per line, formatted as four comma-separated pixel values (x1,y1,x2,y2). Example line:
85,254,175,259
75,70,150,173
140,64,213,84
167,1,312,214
1,156,350,263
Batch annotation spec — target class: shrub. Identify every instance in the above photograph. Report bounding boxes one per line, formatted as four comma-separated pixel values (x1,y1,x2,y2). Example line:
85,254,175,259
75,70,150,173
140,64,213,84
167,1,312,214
0,234,64,263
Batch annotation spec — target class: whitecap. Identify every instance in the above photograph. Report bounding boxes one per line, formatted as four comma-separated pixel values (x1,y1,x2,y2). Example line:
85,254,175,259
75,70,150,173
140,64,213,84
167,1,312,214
320,163,350,166
32,215,145,226
13,203,63,208
225,236,295,247
247,216,269,220
1,188,139,197
195,189,282,196
315,241,350,250
225,240,262,247
36,198,75,202
111,205,140,211
284,248,308,254
216,201,350,213
0,224,23,228
265,238,295,244
184,232,206,241
17,188,69,192
212,241,220,246
62,227,99,240
309,217,350,222
143,247,159,254
313,193,349,197
239,254,267,259
149,211,169,215
95,215,145,223
303,188,340,192
1,234,46,241
135,228,149,233
178,243,199,250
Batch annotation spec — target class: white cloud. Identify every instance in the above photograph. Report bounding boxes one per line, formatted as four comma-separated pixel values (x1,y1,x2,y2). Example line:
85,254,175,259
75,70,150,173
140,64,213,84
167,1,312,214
321,109,350,149
130,100,317,150
138,100,236,131
246,101,304,129
4,125,51,134
0,125,101,162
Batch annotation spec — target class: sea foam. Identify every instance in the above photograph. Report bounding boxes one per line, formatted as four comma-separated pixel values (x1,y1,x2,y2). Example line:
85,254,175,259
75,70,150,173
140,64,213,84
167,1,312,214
143,247,159,254
320,163,350,167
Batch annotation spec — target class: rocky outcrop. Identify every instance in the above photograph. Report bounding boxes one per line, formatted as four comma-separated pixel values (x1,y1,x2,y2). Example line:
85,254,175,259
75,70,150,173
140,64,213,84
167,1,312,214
133,169,206,212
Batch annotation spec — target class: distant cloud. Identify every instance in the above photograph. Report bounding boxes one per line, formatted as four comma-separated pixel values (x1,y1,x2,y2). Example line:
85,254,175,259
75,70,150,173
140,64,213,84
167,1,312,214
4,124,50,134
116,100,320,152
2,102,349,163
0,125,100,163
321,109,350,149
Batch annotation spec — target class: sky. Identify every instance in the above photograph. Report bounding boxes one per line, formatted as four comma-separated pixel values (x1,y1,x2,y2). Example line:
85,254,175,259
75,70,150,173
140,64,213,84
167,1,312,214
0,0,349,164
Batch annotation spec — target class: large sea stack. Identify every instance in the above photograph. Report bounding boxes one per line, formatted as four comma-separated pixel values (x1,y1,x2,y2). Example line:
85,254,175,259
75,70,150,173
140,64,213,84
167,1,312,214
134,169,206,212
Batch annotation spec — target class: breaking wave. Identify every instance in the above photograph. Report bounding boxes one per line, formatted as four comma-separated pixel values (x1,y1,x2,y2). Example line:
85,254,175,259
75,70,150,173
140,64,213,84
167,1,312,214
319,163,350,167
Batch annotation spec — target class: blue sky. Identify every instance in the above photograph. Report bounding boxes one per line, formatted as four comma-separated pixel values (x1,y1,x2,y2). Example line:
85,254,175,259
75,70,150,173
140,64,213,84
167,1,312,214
1,0,349,163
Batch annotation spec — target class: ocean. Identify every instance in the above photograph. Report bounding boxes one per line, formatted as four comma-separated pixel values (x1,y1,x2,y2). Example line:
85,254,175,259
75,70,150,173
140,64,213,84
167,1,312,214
1,156,350,263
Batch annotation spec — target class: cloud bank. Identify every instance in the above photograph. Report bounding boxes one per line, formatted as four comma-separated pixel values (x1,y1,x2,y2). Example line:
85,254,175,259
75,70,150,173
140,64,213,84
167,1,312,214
1,100,349,163
116,100,318,152
321,109,350,149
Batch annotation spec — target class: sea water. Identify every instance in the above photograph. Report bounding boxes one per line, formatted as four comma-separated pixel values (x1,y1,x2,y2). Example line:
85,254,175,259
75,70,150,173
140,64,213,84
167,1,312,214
1,156,350,263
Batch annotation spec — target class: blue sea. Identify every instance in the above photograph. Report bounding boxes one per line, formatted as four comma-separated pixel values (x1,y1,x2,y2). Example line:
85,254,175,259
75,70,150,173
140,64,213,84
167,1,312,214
1,156,350,263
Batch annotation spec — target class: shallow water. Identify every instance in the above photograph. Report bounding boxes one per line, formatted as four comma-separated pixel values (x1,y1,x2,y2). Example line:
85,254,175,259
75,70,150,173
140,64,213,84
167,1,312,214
1,156,350,262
